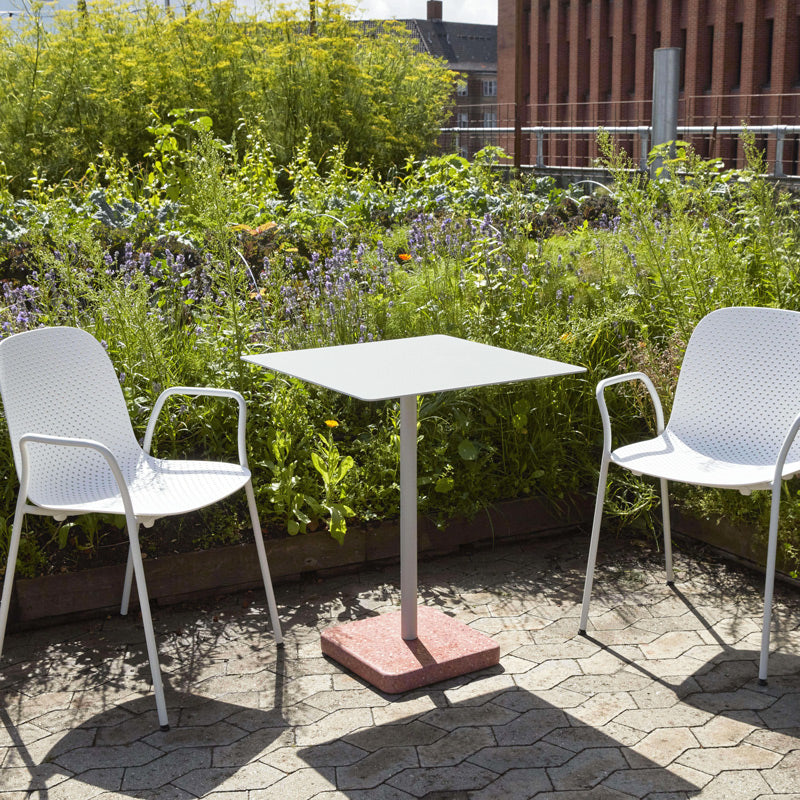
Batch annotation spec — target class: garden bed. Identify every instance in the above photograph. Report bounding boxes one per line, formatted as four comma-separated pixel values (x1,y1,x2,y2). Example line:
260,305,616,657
7,498,800,632
7,495,591,630
3,99,800,625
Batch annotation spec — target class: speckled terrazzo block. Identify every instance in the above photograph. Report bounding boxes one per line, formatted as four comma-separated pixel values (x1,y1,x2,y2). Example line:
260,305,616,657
320,606,500,693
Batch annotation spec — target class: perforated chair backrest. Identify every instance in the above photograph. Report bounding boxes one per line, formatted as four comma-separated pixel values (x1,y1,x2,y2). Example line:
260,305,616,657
0,327,141,504
668,307,800,464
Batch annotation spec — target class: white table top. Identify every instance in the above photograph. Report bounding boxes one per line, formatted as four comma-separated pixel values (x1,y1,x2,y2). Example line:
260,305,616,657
243,335,585,401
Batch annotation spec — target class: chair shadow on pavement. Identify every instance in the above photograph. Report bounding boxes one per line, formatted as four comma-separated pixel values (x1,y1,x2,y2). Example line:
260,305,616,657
0,604,294,799
24,683,704,800
7,689,292,798
583,583,800,737
292,682,705,798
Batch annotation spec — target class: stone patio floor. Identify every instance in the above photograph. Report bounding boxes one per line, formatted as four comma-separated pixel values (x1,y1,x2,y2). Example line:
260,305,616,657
1,527,799,799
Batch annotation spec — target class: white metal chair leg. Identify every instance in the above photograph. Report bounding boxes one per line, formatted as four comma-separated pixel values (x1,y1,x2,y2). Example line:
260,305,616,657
125,518,169,730
660,478,675,584
758,482,782,685
579,456,610,634
245,481,283,645
0,502,25,658
120,548,134,616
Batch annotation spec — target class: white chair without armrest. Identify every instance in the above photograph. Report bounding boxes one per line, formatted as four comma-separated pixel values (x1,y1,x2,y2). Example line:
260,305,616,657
580,306,800,684
0,326,283,730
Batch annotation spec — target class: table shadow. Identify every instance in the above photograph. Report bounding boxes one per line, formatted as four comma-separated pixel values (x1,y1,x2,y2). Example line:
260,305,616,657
294,683,703,797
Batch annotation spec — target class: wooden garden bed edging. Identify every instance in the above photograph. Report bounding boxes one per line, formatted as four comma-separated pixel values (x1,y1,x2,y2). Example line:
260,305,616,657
10,498,798,632
673,510,800,590
8,495,591,630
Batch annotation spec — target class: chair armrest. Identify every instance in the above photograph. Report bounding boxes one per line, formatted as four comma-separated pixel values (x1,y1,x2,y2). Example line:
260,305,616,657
773,410,800,486
18,433,136,520
144,386,248,466
596,371,665,456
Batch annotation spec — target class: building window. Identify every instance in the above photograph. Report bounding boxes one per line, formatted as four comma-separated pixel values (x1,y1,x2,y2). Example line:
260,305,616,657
797,17,800,85
482,79,497,97
457,111,469,128
763,18,773,89
703,25,714,92
483,111,497,128
733,22,743,90
680,28,687,92
456,81,468,97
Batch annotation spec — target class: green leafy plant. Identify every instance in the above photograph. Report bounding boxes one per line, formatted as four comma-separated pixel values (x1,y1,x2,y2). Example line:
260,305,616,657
308,422,355,544
264,431,314,537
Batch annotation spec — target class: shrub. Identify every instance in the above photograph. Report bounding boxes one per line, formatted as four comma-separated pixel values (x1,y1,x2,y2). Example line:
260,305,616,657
0,0,455,191
2,130,800,582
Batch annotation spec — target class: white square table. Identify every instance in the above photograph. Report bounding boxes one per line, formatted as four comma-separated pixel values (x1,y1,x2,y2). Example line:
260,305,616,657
244,335,585,692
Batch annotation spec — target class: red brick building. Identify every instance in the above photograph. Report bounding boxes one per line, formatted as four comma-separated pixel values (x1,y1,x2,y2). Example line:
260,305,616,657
407,1,498,158
498,0,800,171
365,1,498,159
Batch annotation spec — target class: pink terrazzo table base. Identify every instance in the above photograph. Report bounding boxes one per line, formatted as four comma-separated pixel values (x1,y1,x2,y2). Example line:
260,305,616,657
320,606,500,694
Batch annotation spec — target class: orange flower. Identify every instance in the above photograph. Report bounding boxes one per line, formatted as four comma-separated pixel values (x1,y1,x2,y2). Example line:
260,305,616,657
325,419,339,428
232,221,277,236
397,253,412,262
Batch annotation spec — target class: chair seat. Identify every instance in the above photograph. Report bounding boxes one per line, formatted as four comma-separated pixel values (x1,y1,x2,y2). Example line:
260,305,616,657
29,454,251,519
612,430,800,491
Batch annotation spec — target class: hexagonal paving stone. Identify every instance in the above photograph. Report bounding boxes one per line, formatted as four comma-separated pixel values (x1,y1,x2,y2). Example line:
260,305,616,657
1,529,799,800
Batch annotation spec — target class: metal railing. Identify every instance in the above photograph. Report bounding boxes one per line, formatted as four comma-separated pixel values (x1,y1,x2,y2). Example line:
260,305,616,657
441,94,800,179
676,125,800,178
440,124,800,178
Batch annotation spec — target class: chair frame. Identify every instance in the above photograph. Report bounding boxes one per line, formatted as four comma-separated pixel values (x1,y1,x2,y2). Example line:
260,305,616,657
0,342,283,730
580,360,800,685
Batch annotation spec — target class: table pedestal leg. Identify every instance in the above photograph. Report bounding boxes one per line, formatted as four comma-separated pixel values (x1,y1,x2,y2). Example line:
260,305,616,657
319,395,499,693
400,394,417,640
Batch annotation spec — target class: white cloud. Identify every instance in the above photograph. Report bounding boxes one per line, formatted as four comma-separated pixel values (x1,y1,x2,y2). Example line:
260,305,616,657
352,0,496,24
1,0,498,25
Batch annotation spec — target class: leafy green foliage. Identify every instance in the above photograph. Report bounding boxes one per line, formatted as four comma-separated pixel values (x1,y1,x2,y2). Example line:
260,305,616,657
0,0,454,191
308,426,355,544
2,125,800,581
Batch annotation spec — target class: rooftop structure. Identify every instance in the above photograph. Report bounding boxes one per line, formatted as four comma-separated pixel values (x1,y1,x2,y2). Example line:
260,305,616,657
397,1,498,158
497,0,800,172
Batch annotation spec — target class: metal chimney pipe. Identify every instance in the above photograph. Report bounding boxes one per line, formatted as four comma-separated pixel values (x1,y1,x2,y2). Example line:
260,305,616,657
651,48,681,177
